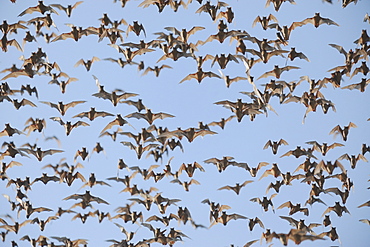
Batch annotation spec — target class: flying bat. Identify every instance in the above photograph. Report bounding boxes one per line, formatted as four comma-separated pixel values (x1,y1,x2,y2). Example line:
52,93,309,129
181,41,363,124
170,178,200,192
50,1,83,17
0,34,23,52
265,0,296,12
305,141,344,156
48,77,79,94
211,53,239,69
245,48,288,64
32,173,60,185
11,99,36,110
71,212,95,224
125,109,175,125
21,147,64,161
0,123,24,137
329,122,357,141
277,201,309,216
142,64,172,77
121,142,159,159
178,162,205,177
210,211,247,227
252,14,278,30
338,153,368,169
287,47,310,62
0,20,28,35
63,190,109,205
50,117,90,136
321,201,350,217
40,100,86,116
217,180,253,195
20,84,38,98
250,194,277,212
208,116,235,129
72,107,114,121
218,69,247,88
195,1,229,21
165,26,205,43
18,1,59,16
31,216,58,231
263,139,289,155
342,78,370,92
100,114,133,134
179,67,221,84
299,12,339,28
258,65,300,80
74,57,100,71
108,44,154,63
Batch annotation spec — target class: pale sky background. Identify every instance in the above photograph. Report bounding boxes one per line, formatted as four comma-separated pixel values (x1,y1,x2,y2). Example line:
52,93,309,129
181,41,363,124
1,0,370,246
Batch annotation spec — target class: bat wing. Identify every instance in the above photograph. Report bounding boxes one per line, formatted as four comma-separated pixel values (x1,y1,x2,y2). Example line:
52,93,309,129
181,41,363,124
279,139,289,146
93,196,109,205
280,150,294,158
179,73,196,84
74,59,85,67
124,112,145,120
189,179,200,185
96,111,115,118
218,185,232,191
320,17,339,26
18,6,40,16
263,140,272,150
243,239,259,247
241,180,253,187
228,213,247,221
34,206,53,213
188,26,205,36
252,16,262,27
257,70,275,80
321,206,334,217
279,215,298,227
277,201,292,209
73,121,90,128
154,112,175,120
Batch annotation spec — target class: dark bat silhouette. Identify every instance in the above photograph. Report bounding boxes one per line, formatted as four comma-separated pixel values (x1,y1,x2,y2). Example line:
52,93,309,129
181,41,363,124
299,12,339,28
40,100,86,116
263,139,289,155
217,180,253,195
329,122,357,141
73,107,114,121
252,14,278,30
50,1,83,17
18,1,59,16
50,117,89,136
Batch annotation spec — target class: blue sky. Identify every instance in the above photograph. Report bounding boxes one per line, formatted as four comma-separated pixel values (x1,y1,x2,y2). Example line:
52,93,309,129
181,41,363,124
1,0,370,246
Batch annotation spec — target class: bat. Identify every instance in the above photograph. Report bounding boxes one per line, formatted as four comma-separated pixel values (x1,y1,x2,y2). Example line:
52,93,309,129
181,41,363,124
252,14,278,30
21,147,64,161
329,122,357,141
50,117,90,136
40,100,86,116
126,21,146,37
18,1,59,16
179,67,221,83
263,139,289,155
277,201,309,216
217,180,253,195
50,1,83,17
258,65,300,80
125,109,175,125
74,56,100,71
72,107,114,121
299,12,339,28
